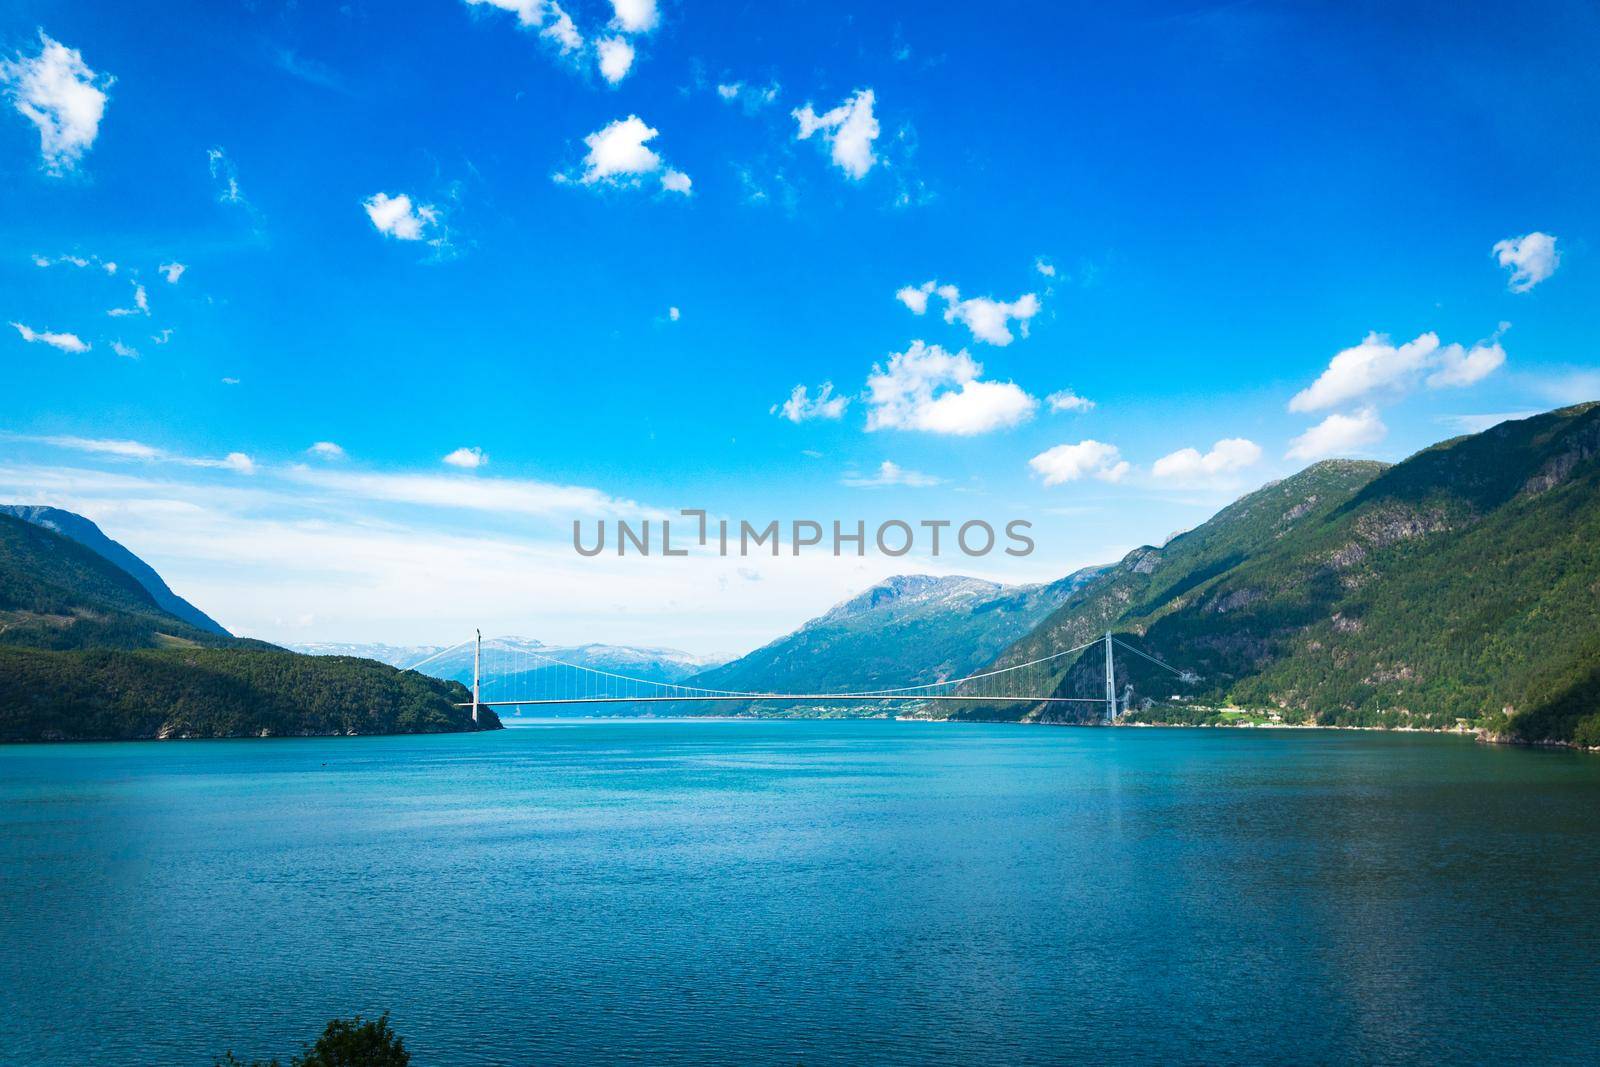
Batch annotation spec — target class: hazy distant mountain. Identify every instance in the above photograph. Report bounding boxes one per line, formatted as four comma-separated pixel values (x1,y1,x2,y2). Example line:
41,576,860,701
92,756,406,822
287,642,445,669
297,636,729,700
0,505,229,636
678,570,1105,712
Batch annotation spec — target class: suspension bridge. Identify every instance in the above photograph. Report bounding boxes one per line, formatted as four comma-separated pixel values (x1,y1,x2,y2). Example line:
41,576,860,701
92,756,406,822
425,631,1196,725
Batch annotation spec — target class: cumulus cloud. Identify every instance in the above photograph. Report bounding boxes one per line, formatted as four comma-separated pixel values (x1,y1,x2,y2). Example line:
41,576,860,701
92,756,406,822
897,280,1041,346
111,340,138,358
895,281,934,315
11,321,88,352
1028,441,1130,486
773,382,848,423
159,262,186,284
1286,408,1386,461
1045,389,1094,413
1289,330,1506,412
841,460,941,488
1152,438,1262,482
793,89,879,179
107,281,149,317
443,446,488,469
564,115,690,195
596,36,634,83
609,0,659,33
1,32,112,174
1492,232,1560,293
307,441,346,460
363,192,442,242
1035,257,1057,278
865,341,1037,435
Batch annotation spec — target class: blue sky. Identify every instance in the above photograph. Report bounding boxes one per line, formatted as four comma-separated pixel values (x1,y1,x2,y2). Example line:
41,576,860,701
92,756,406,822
2,0,1598,653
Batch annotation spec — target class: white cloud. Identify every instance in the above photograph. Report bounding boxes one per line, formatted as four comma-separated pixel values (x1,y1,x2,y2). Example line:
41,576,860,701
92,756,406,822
443,446,488,469
288,466,649,518
9,433,258,474
159,262,186,284
940,288,1040,346
596,36,634,83
1035,257,1057,278
33,253,92,268
841,460,941,488
542,2,582,51
865,341,1037,435
716,81,779,112
1152,438,1262,482
107,281,149,317
10,321,88,352
773,382,849,423
660,168,692,195
307,441,346,460
207,146,247,206
568,115,688,195
1045,389,1094,413
1427,336,1506,388
20,435,157,458
1289,330,1507,412
609,0,659,33
153,328,173,344
1286,408,1386,461
1028,441,1130,486
220,376,239,385
1,32,112,174
465,0,547,27
897,280,1041,346
363,192,441,242
895,281,934,315
668,306,681,321
793,89,879,179
111,340,138,358
1492,232,1560,293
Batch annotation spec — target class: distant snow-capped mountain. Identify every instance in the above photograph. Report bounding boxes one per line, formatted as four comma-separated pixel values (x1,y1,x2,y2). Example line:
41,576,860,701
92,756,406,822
289,636,724,686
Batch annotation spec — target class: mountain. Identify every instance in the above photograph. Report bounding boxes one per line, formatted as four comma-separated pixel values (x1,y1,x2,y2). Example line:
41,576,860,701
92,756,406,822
366,635,727,707
958,402,1600,747
0,505,229,635
678,570,1105,714
288,642,446,669
0,511,497,741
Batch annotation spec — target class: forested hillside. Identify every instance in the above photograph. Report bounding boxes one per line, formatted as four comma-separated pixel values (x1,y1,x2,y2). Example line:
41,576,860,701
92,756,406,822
0,511,497,741
957,403,1600,746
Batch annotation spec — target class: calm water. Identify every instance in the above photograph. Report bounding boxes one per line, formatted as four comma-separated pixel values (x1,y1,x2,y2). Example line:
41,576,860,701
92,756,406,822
2,721,1599,1065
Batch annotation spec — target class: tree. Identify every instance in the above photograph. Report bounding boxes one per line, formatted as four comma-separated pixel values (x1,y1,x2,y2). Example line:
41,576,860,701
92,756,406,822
215,1014,409,1067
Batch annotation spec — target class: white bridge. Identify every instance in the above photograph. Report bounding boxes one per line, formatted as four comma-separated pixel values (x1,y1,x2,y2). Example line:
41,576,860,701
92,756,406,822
435,631,1195,725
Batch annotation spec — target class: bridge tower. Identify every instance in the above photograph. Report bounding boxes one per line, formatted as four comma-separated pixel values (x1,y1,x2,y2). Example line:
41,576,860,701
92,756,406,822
1103,631,1117,724
472,629,481,724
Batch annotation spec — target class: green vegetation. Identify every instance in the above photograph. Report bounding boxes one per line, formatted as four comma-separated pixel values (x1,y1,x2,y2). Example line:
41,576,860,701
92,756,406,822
0,647,496,741
0,511,500,741
957,403,1600,747
217,1013,409,1067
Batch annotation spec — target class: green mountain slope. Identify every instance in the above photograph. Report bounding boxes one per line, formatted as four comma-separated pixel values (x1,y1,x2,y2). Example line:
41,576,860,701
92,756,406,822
0,511,229,651
0,504,230,635
678,571,1105,715
961,403,1600,746
0,511,498,740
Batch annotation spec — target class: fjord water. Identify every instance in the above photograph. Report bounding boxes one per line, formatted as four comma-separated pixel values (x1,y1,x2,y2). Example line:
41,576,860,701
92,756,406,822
3,722,1598,1065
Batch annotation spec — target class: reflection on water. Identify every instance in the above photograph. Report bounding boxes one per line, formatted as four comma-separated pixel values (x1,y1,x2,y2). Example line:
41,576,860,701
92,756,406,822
2,721,1598,1064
